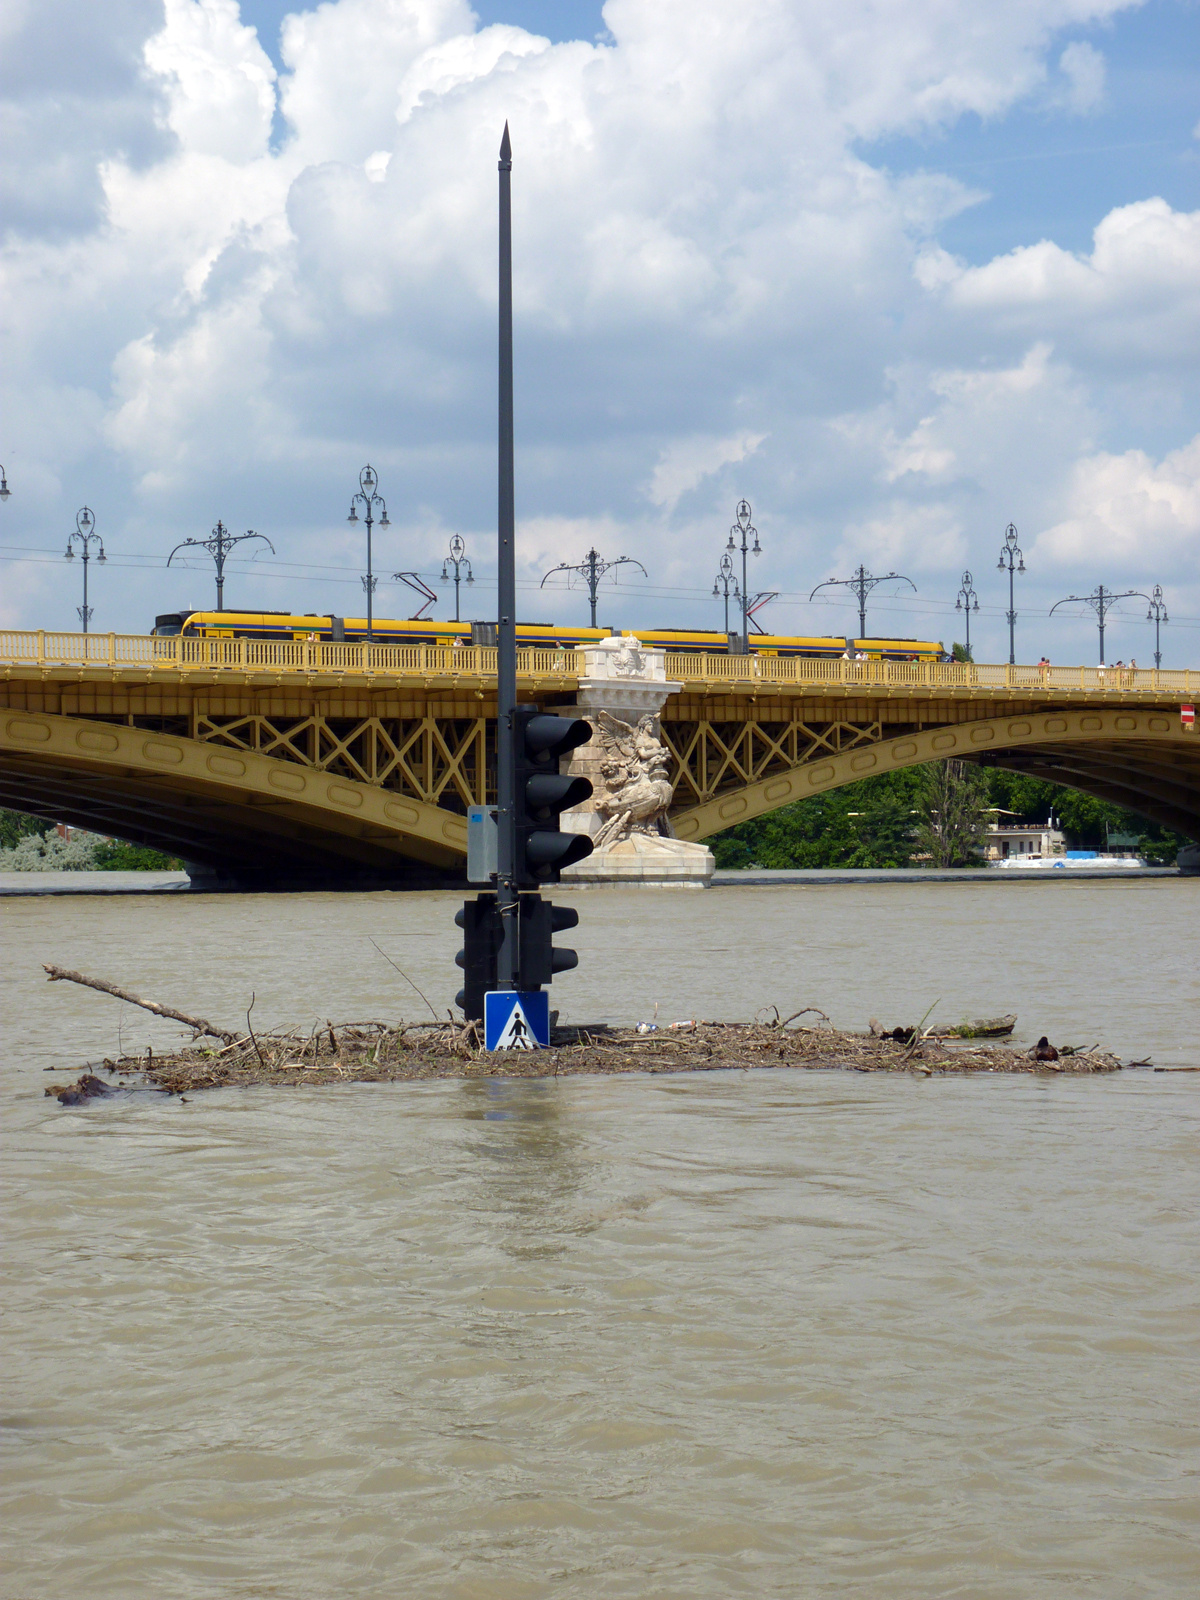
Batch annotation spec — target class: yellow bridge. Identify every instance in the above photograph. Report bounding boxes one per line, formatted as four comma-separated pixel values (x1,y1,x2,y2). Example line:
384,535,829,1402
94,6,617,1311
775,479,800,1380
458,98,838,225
2,630,1197,881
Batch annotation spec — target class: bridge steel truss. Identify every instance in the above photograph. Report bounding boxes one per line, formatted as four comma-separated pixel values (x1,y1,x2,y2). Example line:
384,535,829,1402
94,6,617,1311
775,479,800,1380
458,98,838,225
2,648,1198,876
662,691,1200,844
0,672,506,881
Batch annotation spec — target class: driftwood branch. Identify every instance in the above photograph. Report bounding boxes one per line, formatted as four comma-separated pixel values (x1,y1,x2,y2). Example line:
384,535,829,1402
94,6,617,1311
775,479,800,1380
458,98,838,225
245,992,266,1070
42,964,234,1044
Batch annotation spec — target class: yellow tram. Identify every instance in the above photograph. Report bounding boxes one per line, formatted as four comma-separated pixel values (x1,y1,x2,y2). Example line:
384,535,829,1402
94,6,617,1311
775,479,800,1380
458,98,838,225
152,611,946,661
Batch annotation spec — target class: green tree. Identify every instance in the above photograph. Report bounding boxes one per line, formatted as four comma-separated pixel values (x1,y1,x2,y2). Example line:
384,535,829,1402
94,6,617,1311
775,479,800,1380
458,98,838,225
710,763,1190,869
0,808,54,849
710,768,924,869
0,809,183,871
93,841,184,871
983,769,1186,859
914,760,989,866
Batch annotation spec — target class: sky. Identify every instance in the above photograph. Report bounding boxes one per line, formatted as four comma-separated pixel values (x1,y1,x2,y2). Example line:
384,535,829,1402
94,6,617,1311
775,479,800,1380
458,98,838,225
1,0,1198,664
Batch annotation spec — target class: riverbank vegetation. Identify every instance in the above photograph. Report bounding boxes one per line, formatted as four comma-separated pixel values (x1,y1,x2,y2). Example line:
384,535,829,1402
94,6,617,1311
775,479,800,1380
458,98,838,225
711,764,1186,869
0,809,182,871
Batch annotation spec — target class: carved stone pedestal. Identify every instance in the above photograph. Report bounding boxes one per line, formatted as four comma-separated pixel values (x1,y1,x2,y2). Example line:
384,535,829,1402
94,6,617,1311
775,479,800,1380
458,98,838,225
561,832,715,889
557,636,713,888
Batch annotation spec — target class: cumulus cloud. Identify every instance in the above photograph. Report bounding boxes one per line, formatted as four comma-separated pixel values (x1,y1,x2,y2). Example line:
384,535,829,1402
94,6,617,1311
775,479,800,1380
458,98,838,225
647,433,767,513
1,0,1196,663
143,0,276,162
824,344,1097,577
917,199,1200,364
833,503,967,578
1037,435,1200,567
1053,40,1106,114
396,24,551,124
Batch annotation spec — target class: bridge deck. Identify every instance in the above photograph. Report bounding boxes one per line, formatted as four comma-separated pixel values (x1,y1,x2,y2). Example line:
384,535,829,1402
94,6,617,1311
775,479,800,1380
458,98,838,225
2,633,1196,875
2,632,1196,699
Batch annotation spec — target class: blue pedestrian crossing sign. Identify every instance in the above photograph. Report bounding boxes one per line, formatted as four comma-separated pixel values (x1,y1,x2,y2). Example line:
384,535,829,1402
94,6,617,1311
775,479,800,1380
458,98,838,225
484,990,550,1051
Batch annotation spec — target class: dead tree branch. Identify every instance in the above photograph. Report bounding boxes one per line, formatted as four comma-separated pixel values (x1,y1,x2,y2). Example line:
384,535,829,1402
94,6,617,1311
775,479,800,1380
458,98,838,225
42,964,235,1044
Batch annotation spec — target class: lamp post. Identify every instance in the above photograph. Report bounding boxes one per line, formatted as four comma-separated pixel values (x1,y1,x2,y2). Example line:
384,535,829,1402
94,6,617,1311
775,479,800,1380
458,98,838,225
809,564,916,641
725,500,761,654
347,464,389,643
540,547,648,629
0,464,10,501
997,522,1025,665
64,506,104,631
440,534,474,623
1142,584,1168,669
955,570,979,659
712,550,740,635
1050,584,1141,665
168,521,275,612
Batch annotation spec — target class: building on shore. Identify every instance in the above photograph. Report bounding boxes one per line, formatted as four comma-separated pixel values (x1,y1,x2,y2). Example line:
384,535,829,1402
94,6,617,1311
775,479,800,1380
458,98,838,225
984,814,1066,862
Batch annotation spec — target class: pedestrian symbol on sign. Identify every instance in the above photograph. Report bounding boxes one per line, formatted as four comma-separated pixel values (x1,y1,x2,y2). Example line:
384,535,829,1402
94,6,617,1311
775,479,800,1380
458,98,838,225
484,991,551,1051
498,1003,534,1050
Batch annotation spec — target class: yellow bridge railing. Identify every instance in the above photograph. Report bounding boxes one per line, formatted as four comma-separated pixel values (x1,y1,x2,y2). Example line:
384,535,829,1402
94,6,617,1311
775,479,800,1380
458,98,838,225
663,653,1198,695
0,630,1194,694
0,632,577,679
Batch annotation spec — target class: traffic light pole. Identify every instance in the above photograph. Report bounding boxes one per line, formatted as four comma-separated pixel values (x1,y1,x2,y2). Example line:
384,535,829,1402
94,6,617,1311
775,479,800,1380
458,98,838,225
496,123,518,990
458,125,595,1031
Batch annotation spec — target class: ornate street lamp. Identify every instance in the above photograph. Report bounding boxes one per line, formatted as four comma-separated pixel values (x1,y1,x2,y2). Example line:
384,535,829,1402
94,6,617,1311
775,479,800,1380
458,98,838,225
997,522,1025,665
168,521,275,612
64,506,105,631
1141,584,1169,669
955,570,979,659
712,550,740,635
440,534,474,623
540,547,647,629
1050,584,1141,665
346,464,389,642
726,499,762,654
809,564,915,642
0,464,10,501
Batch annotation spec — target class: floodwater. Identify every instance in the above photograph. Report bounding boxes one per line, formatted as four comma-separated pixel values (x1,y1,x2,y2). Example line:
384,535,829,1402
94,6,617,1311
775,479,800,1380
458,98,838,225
3,881,1198,1598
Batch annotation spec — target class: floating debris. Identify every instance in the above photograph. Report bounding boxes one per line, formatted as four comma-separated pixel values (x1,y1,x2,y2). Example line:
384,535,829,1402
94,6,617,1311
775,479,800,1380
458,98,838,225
45,1072,114,1106
39,964,1125,1100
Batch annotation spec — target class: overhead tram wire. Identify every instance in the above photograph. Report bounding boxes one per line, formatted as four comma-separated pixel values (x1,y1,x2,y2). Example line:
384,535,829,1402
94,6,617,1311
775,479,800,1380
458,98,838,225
5,545,1198,633
0,544,1024,607
3,542,1181,615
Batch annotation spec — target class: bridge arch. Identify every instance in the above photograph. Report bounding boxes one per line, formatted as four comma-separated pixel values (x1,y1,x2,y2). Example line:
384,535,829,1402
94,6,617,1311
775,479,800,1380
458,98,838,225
669,707,1199,843
0,711,467,879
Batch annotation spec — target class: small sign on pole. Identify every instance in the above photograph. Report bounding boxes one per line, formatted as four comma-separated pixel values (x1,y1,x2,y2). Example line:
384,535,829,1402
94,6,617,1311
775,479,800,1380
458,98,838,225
466,804,498,884
1182,704,1194,731
485,990,550,1051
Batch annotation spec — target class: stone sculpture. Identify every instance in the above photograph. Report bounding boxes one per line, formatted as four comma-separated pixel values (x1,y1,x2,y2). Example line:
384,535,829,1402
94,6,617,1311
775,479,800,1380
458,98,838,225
609,637,648,678
591,710,675,847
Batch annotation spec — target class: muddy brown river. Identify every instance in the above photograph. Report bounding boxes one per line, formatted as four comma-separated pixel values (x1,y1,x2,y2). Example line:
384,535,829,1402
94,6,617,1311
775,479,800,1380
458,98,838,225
3,880,1198,1597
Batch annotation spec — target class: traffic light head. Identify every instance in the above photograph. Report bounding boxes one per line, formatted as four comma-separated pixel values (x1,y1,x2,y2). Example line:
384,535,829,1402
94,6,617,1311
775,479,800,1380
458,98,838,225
455,893,581,1015
454,894,501,1019
519,898,581,987
520,713,593,765
514,710,595,884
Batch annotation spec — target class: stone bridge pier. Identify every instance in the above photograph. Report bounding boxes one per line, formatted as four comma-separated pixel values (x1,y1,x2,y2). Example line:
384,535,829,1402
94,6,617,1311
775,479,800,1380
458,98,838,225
558,637,714,887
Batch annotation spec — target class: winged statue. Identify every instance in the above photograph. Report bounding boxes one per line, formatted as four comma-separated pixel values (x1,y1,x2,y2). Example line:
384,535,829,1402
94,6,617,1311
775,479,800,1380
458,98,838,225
591,710,675,847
